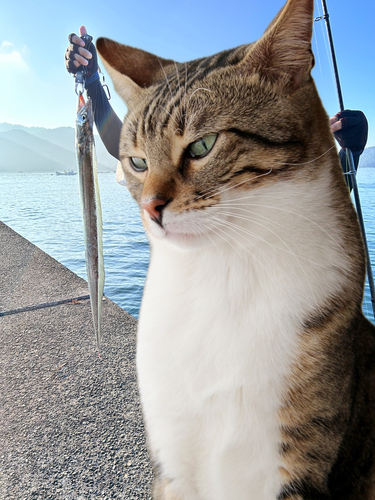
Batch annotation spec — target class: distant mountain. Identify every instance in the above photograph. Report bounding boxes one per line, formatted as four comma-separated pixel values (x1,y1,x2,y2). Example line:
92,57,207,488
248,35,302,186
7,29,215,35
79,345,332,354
0,136,66,173
0,129,76,169
360,146,375,168
0,123,117,173
0,123,45,134
1,122,373,173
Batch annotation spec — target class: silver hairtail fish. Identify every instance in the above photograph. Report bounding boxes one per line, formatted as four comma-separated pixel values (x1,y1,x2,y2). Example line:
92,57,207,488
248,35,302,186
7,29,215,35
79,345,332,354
75,93,105,350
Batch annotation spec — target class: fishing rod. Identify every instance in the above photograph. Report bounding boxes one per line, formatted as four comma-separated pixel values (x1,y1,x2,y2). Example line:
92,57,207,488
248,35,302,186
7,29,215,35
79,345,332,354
315,0,375,320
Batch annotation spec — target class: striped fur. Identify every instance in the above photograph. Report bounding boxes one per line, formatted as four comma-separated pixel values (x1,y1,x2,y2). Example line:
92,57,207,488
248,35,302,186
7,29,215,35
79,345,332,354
97,0,375,498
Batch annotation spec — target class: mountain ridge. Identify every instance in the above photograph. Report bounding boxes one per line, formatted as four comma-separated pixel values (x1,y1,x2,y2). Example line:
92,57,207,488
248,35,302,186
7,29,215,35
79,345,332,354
358,146,375,168
0,136,68,173
0,123,117,173
0,122,374,173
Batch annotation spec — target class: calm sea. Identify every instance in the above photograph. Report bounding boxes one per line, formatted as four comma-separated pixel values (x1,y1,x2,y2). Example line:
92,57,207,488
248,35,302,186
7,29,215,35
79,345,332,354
0,169,374,322
0,172,148,318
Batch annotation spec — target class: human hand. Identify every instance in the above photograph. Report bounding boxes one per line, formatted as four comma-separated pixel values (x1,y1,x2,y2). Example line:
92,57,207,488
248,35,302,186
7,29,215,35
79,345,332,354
330,110,368,152
330,115,342,133
65,26,97,76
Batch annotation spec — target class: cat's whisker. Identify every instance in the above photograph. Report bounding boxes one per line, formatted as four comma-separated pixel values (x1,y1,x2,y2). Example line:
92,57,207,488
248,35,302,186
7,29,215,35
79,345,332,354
183,212,246,261
210,204,296,238
194,144,336,202
183,87,214,132
212,204,337,260
194,169,273,202
210,214,319,307
201,220,247,262
194,219,222,254
217,209,323,265
214,202,306,233
208,216,277,274
158,106,180,128
123,101,149,142
194,178,256,203
123,112,136,130
197,212,260,262
217,200,345,252
186,87,213,109
276,145,336,165
213,212,320,305
214,169,273,197
174,62,181,96
183,62,188,130
209,213,284,256
173,62,186,126
157,58,177,117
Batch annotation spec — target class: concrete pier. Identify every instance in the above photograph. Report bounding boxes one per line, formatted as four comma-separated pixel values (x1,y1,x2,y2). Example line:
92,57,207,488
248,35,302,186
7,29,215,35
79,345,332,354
0,221,153,499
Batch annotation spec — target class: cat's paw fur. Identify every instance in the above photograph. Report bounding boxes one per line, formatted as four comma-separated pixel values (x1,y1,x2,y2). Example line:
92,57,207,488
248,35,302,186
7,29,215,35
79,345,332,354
153,478,184,500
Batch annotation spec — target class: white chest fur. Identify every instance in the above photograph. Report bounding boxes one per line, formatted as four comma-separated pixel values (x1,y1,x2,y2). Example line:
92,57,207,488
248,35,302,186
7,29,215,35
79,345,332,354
136,179,348,500
137,246,302,500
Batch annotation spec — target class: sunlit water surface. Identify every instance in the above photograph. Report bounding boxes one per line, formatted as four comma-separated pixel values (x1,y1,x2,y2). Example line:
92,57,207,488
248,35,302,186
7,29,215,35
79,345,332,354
0,172,148,318
0,169,374,322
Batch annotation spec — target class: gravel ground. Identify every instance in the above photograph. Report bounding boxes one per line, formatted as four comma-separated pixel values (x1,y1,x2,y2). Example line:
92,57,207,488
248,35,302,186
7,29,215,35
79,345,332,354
0,222,153,499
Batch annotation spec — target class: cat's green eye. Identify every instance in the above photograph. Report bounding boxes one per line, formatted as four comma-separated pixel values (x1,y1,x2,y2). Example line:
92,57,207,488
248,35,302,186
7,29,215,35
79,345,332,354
130,157,148,172
188,134,217,159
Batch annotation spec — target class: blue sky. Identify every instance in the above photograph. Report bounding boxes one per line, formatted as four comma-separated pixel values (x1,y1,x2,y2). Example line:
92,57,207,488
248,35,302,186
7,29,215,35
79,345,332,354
1,0,374,146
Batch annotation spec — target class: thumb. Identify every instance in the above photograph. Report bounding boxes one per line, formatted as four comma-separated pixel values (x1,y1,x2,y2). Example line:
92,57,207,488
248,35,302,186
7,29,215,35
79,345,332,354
79,25,88,36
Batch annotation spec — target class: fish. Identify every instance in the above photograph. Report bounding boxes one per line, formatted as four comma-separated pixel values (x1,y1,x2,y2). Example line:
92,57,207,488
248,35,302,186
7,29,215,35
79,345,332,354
75,93,105,350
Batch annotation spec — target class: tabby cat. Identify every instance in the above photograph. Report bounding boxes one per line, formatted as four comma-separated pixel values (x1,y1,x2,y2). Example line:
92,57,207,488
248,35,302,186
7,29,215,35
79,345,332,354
97,0,375,498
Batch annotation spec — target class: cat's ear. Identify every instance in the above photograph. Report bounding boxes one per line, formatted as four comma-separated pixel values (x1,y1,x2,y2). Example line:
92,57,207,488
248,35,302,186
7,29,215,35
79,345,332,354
245,0,315,91
96,38,175,107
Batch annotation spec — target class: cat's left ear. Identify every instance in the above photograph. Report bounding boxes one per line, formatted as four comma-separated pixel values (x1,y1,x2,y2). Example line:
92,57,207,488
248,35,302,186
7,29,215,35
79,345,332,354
244,0,315,91
96,38,175,107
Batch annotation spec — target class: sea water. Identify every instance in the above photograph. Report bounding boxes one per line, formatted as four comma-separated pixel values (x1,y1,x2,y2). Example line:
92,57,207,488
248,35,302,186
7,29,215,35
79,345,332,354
0,169,374,322
0,172,148,318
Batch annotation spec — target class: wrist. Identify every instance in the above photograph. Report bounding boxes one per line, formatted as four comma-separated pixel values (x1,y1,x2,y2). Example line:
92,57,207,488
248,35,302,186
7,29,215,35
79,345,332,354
86,71,99,85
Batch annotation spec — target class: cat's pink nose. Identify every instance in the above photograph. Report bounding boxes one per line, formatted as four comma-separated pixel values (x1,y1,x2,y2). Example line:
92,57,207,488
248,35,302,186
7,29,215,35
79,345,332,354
141,198,167,226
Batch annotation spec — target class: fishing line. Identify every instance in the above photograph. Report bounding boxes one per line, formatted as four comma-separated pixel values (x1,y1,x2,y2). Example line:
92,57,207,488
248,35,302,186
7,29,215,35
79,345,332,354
314,0,336,91
313,0,324,82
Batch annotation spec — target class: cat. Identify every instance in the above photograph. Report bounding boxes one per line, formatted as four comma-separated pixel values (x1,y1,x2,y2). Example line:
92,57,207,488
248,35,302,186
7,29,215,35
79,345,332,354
96,0,375,498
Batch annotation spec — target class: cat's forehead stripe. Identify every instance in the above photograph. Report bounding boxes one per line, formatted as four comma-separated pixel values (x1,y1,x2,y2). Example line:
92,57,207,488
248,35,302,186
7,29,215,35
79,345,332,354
140,100,153,138
129,120,138,146
139,45,248,138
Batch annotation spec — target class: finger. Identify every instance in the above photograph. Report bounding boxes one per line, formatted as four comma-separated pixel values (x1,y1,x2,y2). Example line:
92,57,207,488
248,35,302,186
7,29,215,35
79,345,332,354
330,115,339,125
331,121,342,133
74,53,89,66
78,47,92,59
80,26,88,36
70,33,85,47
